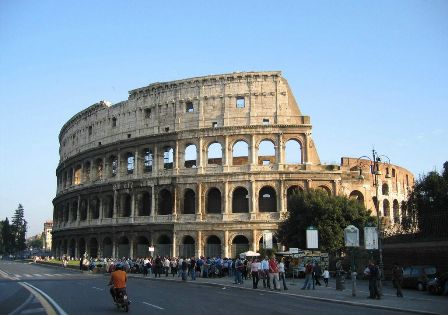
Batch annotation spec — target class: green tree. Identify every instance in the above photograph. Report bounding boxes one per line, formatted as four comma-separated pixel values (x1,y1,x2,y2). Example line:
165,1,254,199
1,218,14,254
277,189,374,253
405,161,448,237
11,204,27,253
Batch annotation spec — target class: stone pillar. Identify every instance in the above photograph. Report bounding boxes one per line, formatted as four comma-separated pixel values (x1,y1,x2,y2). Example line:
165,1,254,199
99,197,103,220
117,152,121,179
197,230,202,258
86,198,90,222
113,190,118,219
196,183,202,220
250,134,257,165
198,137,203,172
129,236,134,259
134,149,139,176
153,146,158,173
172,186,177,220
304,132,310,164
279,180,285,213
77,195,81,225
175,141,179,173
224,230,229,258
277,133,284,165
172,231,177,258
75,239,79,259
150,185,156,221
250,180,257,213
224,181,229,214
112,239,116,258
223,136,229,166
130,192,135,223
252,230,257,252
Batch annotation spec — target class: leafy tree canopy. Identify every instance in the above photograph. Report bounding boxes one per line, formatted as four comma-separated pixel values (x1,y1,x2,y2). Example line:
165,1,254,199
277,189,374,253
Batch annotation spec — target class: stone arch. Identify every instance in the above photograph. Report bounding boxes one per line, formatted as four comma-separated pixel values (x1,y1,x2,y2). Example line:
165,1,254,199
179,235,195,258
88,238,98,258
158,189,173,215
232,140,249,166
143,148,153,173
317,185,331,196
258,139,276,165
120,193,131,217
117,236,130,258
259,186,277,212
71,200,78,221
231,235,250,258
69,239,76,258
155,235,172,257
102,237,113,258
349,190,365,204
183,189,196,214
103,195,114,218
90,196,100,219
383,199,390,217
205,235,221,258
285,139,303,164
382,183,389,196
109,155,118,177
163,147,174,170
184,144,197,168
259,235,279,251
83,160,91,182
232,186,249,213
80,199,87,221
126,152,135,174
94,158,103,180
74,164,82,185
136,236,149,258
207,142,222,165
393,199,400,223
137,191,151,216
206,187,222,214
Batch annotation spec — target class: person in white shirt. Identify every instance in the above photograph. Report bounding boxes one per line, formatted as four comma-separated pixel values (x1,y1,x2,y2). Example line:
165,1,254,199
323,268,330,287
250,258,261,289
278,257,288,290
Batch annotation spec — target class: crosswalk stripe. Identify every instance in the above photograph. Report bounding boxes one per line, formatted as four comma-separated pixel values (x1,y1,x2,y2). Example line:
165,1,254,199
44,274,54,277
34,274,43,277
24,274,32,277
15,274,22,278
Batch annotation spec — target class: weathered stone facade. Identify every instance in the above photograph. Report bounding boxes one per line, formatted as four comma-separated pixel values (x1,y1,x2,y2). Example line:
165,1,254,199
52,71,414,259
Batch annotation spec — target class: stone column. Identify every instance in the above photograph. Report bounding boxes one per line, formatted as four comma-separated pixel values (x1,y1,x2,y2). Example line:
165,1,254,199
304,132,310,164
150,185,156,221
172,231,177,258
250,180,257,213
196,230,202,258
113,190,118,219
77,195,81,226
250,134,257,165
223,136,229,167
224,230,229,258
172,186,177,220
130,192,135,223
196,183,202,221
224,181,229,215
134,149,139,176
279,180,285,213
99,197,103,220
112,238,116,258
198,137,203,172
277,133,284,166
117,152,121,179
175,141,179,173
129,236,134,259
252,230,257,252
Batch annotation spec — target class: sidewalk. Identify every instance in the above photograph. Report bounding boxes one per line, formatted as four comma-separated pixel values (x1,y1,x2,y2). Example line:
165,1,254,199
128,272,448,315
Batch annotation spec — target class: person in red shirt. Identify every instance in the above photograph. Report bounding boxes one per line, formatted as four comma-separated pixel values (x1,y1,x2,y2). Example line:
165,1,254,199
268,257,280,290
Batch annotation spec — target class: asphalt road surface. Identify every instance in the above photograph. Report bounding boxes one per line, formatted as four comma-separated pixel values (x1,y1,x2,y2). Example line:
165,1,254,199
0,260,412,315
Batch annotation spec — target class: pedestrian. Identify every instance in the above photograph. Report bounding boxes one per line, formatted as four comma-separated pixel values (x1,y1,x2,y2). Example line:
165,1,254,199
301,262,313,290
181,257,188,281
392,262,404,297
323,268,330,287
261,256,271,289
234,258,244,284
278,257,288,290
367,260,381,299
314,262,322,286
268,256,281,291
250,258,260,289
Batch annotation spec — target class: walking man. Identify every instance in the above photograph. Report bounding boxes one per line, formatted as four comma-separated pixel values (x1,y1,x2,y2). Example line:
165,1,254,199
392,262,404,297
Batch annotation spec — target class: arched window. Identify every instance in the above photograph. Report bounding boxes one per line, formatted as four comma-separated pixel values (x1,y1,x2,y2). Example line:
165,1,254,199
110,155,118,177
349,190,365,205
259,186,277,212
102,238,113,258
155,235,172,257
163,147,174,170
382,183,389,196
90,196,100,219
83,161,91,182
184,144,197,168
137,191,151,216
383,199,390,217
143,148,153,173
127,152,135,174
207,142,222,165
183,189,196,214
95,158,103,180
118,236,129,258
258,140,276,165
393,200,400,223
285,139,302,164
74,165,82,185
120,193,131,217
206,188,221,214
232,235,249,258
205,235,221,258
179,236,195,258
136,236,149,258
103,195,113,218
232,140,249,165
158,189,173,215
232,187,249,213
317,185,331,196
88,238,98,258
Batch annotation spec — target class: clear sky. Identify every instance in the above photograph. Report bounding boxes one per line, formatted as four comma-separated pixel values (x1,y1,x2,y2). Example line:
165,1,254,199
0,0,447,237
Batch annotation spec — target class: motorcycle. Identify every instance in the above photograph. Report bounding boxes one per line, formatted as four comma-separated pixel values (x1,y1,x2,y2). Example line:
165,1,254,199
112,287,130,312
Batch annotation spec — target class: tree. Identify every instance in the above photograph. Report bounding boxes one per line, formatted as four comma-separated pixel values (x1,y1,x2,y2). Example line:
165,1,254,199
277,189,374,253
0,218,14,254
405,161,448,237
11,204,27,253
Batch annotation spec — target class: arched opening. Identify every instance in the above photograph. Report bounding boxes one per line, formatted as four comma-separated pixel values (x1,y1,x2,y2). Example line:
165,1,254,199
383,199,391,217
138,191,151,216
258,139,276,166
78,238,86,258
232,140,249,165
103,195,113,218
317,185,331,196
143,148,153,173
206,188,221,214
88,238,98,258
179,235,195,258
71,200,78,221
126,152,135,174
205,235,221,258
136,236,149,258
83,161,91,182
393,199,400,223
349,190,365,205
120,193,131,217
102,237,113,258
109,155,118,177
259,186,277,212
232,235,249,258
80,199,87,221
118,236,130,259
259,235,279,252
69,239,76,258
207,142,222,165
155,235,172,257
158,189,173,215
95,158,103,180
287,186,303,211
90,196,100,219
232,187,249,213
184,144,197,168
163,147,174,170
74,165,82,185
183,189,196,214
285,139,302,164
382,183,389,196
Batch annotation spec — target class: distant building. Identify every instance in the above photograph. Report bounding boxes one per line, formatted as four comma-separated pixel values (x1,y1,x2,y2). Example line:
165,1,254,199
43,221,53,252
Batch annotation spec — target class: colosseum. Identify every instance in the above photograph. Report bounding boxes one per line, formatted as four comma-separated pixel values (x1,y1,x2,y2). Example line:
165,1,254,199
52,71,414,259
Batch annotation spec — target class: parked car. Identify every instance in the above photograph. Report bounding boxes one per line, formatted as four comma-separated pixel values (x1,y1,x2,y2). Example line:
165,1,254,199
402,265,438,291
427,272,448,295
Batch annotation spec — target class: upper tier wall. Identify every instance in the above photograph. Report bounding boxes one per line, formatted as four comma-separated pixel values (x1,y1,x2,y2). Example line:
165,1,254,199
58,71,310,162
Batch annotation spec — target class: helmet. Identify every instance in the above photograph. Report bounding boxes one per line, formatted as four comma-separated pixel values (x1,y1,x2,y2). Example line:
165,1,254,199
115,263,123,270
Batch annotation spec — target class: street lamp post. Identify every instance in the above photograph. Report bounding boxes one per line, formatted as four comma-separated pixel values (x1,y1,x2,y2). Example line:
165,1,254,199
357,149,391,294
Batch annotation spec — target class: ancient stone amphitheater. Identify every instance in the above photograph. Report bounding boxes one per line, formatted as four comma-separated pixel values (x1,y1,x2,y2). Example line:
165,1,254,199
52,71,414,259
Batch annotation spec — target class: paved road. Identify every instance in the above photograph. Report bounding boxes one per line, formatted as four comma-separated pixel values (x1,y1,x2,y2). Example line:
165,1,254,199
0,260,445,315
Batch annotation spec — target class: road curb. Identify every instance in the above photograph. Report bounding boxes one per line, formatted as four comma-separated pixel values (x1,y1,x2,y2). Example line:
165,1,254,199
128,274,444,315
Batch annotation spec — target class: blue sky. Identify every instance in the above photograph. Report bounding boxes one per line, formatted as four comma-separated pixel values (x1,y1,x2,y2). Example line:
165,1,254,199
0,0,447,237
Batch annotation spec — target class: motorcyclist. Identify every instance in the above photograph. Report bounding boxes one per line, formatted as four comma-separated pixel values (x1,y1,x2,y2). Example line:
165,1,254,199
108,264,128,303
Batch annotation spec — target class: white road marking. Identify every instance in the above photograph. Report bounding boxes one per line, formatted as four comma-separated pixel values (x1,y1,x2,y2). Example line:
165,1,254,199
92,287,104,291
20,308,45,314
142,301,165,310
21,282,68,315
33,274,43,277
44,274,54,277
23,274,32,277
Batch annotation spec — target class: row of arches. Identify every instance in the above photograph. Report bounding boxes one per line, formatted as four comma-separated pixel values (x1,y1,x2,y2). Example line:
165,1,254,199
58,138,304,190
55,234,279,259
